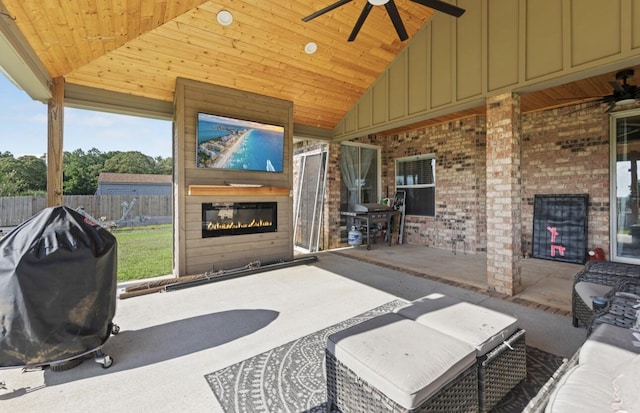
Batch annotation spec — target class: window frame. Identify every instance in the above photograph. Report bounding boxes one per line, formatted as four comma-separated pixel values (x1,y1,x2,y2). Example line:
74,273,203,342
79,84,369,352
395,154,436,217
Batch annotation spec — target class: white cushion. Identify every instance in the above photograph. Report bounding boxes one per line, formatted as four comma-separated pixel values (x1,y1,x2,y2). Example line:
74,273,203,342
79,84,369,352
580,324,639,375
612,355,640,412
545,363,615,413
395,294,519,356
327,312,476,410
574,281,613,310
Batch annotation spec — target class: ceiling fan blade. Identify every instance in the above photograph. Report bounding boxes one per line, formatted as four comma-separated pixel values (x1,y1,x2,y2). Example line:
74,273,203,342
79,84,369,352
411,0,465,17
609,80,625,93
348,2,373,42
302,0,353,22
385,1,409,41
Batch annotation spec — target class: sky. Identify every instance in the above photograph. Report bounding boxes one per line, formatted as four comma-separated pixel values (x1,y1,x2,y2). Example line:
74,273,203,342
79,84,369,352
0,74,173,159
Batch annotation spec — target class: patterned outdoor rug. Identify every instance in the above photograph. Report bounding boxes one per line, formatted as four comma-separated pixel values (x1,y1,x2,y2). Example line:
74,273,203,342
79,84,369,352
205,300,565,413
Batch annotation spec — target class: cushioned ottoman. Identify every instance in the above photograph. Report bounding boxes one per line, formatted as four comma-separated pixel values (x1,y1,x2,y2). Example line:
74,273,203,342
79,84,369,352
326,312,478,412
395,294,526,412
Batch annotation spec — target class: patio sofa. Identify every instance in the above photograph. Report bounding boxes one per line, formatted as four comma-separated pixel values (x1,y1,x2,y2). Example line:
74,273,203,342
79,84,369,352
527,322,640,412
325,294,526,412
527,277,640,412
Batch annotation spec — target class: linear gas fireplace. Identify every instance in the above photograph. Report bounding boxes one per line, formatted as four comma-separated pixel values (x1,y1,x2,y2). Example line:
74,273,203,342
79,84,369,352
202,202,277,238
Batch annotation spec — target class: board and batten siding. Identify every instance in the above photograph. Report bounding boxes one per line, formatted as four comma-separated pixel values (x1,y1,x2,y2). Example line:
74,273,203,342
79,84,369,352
173,78,294,276
334,0,640,141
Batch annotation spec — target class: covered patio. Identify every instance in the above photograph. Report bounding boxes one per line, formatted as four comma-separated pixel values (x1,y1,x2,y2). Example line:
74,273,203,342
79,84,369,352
0,1,638,411
0,251,586,412
2,0,639,297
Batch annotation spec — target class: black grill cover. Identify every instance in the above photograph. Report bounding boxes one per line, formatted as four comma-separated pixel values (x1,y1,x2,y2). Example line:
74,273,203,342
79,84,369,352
0,206,117,367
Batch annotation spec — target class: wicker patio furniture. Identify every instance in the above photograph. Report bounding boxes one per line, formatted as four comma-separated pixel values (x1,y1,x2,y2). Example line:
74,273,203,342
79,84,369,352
590,278,640,332
571,260,640,327
326,313,479,412
536,323,640,412
394,294,526,413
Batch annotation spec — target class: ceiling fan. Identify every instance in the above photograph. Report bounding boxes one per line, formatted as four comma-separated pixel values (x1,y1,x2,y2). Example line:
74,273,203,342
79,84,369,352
302,0,465,42
566,69,640,113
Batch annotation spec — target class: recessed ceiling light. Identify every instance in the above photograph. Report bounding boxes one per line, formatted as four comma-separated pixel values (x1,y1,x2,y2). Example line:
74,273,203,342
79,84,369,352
217,10,233,26
304,42,318,54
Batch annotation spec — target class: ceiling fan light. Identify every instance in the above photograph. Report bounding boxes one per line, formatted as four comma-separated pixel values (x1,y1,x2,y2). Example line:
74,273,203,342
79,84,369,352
368,0,390,5
216,10,233,26
616,98,636,106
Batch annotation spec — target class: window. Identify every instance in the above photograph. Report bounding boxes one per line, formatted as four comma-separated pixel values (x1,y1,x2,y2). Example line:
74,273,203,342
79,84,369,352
611,109,640,263
395,155,435,216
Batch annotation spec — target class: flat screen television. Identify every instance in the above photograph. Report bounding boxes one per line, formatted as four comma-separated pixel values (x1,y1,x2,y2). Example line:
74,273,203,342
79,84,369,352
196,112,285,172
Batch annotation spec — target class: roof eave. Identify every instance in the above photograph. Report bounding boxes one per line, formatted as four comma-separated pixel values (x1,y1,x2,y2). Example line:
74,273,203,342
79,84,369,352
0,9,51,102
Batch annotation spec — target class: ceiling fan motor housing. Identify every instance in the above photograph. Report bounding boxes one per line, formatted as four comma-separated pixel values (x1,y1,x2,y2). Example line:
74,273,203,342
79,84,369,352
616,69,635,82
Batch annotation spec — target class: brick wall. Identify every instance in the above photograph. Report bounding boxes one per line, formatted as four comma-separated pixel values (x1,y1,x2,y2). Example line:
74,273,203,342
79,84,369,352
383,118,487,253
294,102,612,259
521,104,610,257
312,117,488,253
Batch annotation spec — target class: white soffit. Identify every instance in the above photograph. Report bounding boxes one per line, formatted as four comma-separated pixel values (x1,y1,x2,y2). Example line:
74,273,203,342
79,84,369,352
0,9,51,102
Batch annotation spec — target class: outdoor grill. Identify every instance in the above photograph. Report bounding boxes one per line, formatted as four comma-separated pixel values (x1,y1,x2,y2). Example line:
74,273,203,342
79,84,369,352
0,206,119,371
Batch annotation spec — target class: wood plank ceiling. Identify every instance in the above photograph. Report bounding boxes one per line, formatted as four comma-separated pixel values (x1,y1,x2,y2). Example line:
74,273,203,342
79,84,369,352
2,0,640,133
2,0,436,130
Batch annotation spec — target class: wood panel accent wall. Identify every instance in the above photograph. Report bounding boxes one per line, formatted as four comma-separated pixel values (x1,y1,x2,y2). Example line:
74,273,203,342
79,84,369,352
333,0,640,141
173,78,293,276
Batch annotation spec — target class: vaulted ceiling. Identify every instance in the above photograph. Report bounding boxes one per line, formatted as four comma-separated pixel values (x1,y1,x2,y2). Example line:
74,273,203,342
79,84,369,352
1,0,639,135
1,0,442,130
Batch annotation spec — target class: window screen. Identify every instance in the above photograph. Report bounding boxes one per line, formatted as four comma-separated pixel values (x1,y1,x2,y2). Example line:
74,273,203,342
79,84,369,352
395,156,435,216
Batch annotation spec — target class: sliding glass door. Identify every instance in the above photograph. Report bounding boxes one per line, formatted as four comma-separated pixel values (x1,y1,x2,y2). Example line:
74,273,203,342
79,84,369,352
611,110,640,263
339,143,381,242
340,143,381,211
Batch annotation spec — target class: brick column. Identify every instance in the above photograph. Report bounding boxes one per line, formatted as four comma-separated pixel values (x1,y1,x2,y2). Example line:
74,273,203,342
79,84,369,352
486,93,523,295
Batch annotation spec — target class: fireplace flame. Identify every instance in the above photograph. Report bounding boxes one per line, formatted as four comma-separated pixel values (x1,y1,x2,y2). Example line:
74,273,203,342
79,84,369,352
207,219,273,231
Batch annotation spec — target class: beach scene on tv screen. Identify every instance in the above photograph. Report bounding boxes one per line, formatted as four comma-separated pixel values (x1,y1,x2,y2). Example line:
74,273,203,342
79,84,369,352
197,113,285,172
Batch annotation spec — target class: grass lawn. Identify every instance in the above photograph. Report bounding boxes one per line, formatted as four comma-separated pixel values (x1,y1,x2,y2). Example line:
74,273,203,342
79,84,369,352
112,224,172,282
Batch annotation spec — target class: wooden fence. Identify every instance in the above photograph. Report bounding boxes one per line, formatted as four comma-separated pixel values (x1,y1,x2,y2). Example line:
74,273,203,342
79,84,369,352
0,195,172,226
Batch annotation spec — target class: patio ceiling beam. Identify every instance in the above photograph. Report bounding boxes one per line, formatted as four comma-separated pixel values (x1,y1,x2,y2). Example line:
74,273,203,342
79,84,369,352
64,83,334,141
64,83,173,121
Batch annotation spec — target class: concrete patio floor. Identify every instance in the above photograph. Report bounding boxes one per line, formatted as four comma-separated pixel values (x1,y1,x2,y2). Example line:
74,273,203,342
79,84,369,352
333,243,583,315
0,248,588,412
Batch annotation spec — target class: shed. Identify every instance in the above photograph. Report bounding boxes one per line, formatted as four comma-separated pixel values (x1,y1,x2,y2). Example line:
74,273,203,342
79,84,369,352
96,173,172,196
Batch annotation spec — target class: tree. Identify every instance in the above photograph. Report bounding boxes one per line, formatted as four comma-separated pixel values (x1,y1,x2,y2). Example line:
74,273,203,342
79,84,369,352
0,159,26,196
155,156,173,175
16,155,47,191
0,155,46,195
0,148,172,196
103,151,157,174
63,148,107,195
